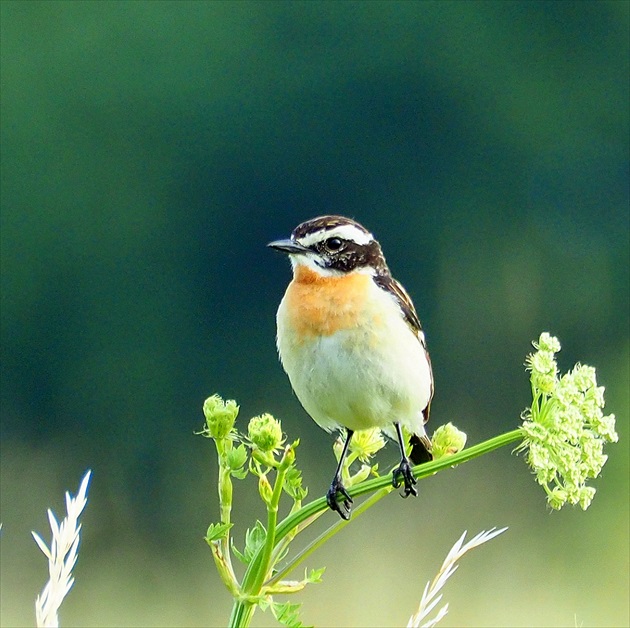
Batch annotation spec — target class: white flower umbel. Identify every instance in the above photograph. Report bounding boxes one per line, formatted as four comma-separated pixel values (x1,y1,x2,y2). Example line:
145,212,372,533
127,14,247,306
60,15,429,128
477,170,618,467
519,333,618,510
407,527,508,628
32,470,92,628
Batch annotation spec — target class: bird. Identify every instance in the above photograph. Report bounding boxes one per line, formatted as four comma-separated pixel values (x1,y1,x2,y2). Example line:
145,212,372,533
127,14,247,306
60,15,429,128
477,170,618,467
268,215,433,519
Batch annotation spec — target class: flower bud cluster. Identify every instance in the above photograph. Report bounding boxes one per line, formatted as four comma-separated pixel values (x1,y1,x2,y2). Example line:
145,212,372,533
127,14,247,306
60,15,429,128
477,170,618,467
431,423,467,459
248,413,285,453
331,427,386,488
202,395,239,440
349,427,386,463
520,333,618,510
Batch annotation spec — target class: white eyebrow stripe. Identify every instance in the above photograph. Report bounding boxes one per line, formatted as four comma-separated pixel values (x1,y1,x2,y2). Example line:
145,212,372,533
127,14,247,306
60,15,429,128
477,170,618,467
297,224,374,247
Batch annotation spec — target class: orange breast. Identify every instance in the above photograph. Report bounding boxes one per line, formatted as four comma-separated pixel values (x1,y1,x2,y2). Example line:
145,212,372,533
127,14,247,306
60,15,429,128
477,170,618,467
283,266,374,337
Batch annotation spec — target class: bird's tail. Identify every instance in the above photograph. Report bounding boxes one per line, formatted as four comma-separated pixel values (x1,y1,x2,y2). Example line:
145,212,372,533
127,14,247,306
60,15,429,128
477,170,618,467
409,433,433,464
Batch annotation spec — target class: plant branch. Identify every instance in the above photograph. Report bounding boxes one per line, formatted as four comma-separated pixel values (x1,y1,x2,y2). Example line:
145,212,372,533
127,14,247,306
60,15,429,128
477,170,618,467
266,484,392,587
273,428,522,545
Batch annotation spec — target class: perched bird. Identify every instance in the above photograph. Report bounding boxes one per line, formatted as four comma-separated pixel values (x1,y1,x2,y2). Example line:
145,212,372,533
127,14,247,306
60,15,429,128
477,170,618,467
269,215,433,519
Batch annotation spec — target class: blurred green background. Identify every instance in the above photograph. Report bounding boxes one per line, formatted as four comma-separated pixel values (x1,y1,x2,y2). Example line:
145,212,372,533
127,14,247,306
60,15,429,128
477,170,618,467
1,1,628,626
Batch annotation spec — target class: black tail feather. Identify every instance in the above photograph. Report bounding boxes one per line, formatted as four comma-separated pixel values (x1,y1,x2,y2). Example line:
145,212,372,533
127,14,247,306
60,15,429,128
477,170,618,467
409,433,433,465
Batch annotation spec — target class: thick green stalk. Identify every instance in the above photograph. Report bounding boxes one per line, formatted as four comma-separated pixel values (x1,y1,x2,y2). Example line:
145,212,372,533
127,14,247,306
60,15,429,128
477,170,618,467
229,465,289,628
229,428,522,628
266,485,392,587
267,429,522,586
216,440,237,583
274,428,522,544
250,468,287,592
228,599,256,628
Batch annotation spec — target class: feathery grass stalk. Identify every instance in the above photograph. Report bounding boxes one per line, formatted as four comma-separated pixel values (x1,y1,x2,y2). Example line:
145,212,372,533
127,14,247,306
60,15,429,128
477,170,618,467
407,527,508,627
32,470,92,628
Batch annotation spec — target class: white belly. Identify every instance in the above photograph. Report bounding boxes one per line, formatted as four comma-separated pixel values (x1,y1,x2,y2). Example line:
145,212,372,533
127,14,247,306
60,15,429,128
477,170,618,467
276,287,432,435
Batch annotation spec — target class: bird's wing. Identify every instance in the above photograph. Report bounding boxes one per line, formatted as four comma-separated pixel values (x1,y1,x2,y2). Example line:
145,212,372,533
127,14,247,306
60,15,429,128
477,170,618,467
373,273,434,425
374,274,423,337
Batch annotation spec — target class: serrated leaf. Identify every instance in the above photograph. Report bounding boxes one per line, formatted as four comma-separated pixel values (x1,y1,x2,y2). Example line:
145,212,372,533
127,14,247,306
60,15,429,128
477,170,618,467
231,538,248,565
205,522,233,543
243,520,267,564
231,467,248,480
305,567,325,583
227,444,248,474
283,466,308,500
271,601,304,628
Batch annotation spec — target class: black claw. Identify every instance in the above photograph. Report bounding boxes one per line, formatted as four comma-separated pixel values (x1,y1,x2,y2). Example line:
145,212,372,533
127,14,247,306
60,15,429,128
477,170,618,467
392,458,418,498
326,478,353,520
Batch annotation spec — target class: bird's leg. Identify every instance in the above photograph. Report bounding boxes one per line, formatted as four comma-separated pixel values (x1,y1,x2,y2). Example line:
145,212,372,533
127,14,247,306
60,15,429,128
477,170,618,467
392,423,418,498
326,429,354,520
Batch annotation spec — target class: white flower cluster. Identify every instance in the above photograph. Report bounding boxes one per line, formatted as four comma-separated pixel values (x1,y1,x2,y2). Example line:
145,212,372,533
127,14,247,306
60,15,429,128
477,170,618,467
520,333,618,510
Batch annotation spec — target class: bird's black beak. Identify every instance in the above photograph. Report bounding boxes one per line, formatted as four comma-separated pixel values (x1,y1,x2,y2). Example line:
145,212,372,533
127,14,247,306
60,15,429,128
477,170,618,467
267,239,311,255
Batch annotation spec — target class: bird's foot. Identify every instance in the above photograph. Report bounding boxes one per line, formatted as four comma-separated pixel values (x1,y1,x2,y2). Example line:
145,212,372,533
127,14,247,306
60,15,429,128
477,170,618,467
326,477,353,520
392,458,418,498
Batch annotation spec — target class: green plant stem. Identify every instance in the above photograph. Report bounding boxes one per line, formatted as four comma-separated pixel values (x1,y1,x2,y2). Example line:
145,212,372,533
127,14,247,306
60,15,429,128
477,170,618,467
228,600,256,628
251,468,287,593
269,508,322,571
275,428,522,544
267,426,521,586
229,428,522,628
267,485,393,587
229,465,289,628
216,440,237,584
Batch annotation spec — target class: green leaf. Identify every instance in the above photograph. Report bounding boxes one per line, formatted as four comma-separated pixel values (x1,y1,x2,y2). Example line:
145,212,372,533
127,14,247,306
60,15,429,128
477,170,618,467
231,466,248,480
226,443,249,477
231,538,247,565
305,567,325,583
283,466,308,500
271,601,304,628
243,520,267,564
204,522,233,544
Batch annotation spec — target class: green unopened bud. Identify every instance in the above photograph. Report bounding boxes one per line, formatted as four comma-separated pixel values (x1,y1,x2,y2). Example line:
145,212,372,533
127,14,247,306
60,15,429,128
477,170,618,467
527,350,558,393
547,486,568,510
578,486,596,511
248,413,284,453
258,473,273,504
278,441,297,470
431,423,467,459
203,395,239,440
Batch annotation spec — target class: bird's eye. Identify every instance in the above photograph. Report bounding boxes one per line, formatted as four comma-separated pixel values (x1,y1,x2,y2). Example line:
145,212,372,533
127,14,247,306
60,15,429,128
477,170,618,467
325,237,343,251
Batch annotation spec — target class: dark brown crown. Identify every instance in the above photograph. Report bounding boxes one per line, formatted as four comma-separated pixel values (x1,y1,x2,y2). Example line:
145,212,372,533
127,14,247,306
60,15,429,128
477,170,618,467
291,215,370,241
